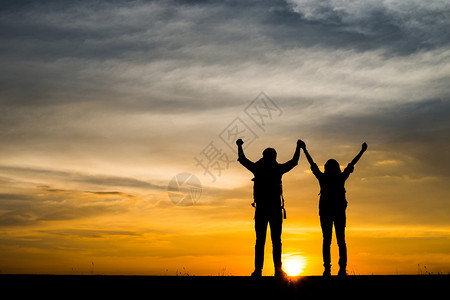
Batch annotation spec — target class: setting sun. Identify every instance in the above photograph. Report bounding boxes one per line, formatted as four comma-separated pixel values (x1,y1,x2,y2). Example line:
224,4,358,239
283,255,307,276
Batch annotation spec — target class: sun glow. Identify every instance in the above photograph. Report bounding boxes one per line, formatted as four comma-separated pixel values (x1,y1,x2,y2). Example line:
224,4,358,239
283,255,307,276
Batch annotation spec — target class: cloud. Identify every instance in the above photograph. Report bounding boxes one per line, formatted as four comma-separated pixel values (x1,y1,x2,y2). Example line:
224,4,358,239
40,228,143,238
0,188,130,227
0,165,166,190
0,0,448,194
1,0,448,105
306,98,450,176
0,165,169,227
286,0,450,53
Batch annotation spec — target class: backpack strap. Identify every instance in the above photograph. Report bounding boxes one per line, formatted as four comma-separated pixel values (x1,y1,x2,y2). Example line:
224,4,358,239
281,195,286,219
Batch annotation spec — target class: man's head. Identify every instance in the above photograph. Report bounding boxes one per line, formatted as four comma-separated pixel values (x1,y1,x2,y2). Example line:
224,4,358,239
324,159,341,176
262,147,277,162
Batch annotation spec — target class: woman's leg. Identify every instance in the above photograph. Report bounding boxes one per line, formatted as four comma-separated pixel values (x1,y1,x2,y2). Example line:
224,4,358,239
320,215,333,275
335,212,347,275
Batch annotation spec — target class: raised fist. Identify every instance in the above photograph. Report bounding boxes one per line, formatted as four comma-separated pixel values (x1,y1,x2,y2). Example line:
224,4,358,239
236,139,244,146
297,139,306,149
362,142,368,151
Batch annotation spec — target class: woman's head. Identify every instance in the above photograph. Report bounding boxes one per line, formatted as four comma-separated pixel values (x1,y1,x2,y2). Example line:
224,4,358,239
262,147,277,162
324,159,341,176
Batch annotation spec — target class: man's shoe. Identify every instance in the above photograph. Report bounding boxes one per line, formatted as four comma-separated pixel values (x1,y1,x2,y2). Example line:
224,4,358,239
251,269,262,277
338,268,347,277
274,269,288,279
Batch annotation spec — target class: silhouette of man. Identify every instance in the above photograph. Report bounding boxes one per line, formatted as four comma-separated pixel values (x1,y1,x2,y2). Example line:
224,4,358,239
236,139,301,278
301,142,367,276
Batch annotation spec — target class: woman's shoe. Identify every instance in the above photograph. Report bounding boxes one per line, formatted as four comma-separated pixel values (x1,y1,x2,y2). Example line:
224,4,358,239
323,268,331,277
251,269,262,277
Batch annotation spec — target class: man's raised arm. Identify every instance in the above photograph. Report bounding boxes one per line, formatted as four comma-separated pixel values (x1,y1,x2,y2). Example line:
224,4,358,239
292,139,302,163
236,139,255,172
236,139,245,160
280,140,302,173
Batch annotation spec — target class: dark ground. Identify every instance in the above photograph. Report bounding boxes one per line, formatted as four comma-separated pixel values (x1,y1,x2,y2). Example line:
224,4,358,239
1,274,448,299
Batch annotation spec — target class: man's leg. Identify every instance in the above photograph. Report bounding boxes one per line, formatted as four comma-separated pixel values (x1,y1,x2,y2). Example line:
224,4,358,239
335,212,347,276
269,208,284,276
320,215,333,276
253,209,268,276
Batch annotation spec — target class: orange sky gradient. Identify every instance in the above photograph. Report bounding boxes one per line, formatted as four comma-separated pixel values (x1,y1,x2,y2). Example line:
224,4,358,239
1,110,448,276
0,0,449,276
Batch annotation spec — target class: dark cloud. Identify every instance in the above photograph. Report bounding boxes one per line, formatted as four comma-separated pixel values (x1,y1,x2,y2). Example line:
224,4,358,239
301,98,450,178
1,0,448,63
285,0,450,54
0,0,448,199
0,184,140,227
0,165,166,190
40,228,143,238
0,0,448,113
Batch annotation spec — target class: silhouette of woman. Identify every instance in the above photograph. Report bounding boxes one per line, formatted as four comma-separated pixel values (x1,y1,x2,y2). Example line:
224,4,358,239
300,141,367,276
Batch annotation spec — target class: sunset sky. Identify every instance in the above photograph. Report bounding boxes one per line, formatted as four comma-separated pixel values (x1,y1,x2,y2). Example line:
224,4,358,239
0,0,449,276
